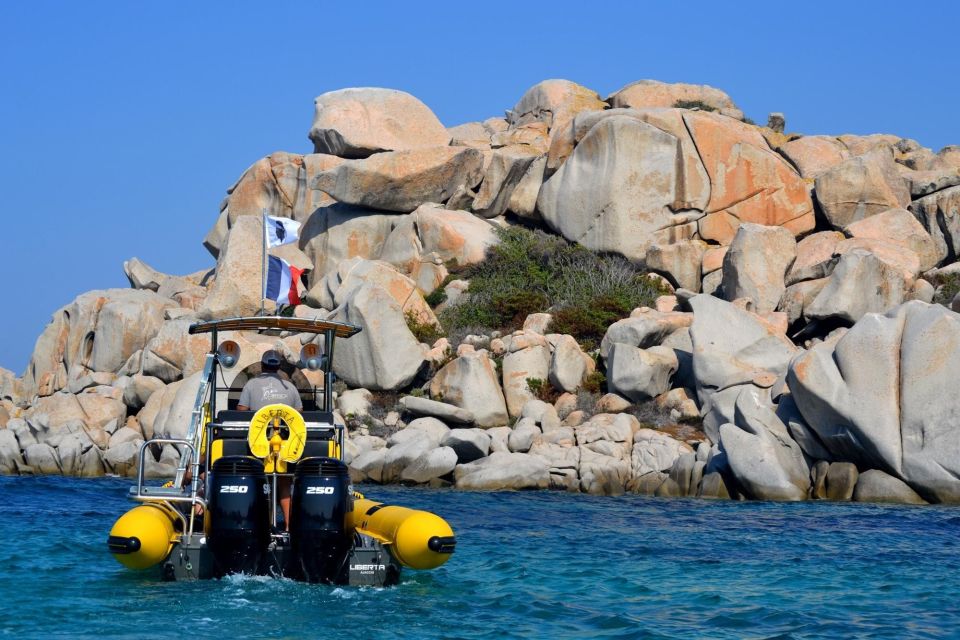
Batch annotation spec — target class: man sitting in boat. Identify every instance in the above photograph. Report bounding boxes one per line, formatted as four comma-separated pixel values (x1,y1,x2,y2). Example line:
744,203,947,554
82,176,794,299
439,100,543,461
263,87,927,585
236,349,303,529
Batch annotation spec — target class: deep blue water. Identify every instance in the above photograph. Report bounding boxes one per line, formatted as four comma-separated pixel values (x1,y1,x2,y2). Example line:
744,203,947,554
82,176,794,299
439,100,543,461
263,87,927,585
1,476,958,640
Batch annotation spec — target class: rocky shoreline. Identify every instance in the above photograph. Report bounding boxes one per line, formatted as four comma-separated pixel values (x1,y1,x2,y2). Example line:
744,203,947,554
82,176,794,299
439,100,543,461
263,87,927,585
2,78,960,505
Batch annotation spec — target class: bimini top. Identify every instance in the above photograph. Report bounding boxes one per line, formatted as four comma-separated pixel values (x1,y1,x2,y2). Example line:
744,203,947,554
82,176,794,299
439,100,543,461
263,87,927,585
188,316,362,338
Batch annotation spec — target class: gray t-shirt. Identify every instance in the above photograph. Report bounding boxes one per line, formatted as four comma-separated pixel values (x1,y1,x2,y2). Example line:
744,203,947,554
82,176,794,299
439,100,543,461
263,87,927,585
238,373,303,411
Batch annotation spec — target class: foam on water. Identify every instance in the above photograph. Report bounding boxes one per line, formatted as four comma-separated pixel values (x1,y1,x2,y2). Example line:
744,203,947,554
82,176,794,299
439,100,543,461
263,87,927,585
1,476,958,639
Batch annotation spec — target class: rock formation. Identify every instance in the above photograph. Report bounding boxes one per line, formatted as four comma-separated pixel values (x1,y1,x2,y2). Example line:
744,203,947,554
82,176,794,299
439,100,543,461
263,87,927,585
4,77,960,506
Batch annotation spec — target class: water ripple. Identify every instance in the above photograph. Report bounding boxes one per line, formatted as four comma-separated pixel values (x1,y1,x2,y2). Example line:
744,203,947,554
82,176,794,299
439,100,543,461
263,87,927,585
1,477,959,638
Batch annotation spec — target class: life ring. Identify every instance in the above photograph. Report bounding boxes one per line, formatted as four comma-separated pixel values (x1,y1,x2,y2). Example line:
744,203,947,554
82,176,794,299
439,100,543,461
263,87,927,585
247,404,307,472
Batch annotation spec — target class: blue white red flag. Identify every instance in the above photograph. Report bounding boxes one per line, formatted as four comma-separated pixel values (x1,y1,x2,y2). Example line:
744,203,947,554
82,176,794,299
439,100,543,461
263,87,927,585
265,215,301,248
264,255,305,305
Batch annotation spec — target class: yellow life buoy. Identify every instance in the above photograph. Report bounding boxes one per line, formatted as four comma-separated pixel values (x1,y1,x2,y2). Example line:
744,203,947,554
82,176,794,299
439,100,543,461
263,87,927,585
247,404,307,472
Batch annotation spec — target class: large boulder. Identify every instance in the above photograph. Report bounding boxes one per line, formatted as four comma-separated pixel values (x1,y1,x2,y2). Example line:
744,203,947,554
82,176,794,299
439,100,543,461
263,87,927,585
507,156,547,219
308,88,449,158
718,387,809,501
788,301,960,502
22,290,176,398
25,390,126,444
607,80,743,120
786,231,845,285
328,278,426,391
684,112,814,244
141,318,211,383
507,418,540,453
528,441,579,490
689,295,799,397
84,290,177,375
123,257,167,291
441,428,491,464
548,335,594,393
471,146,541,218
204,152,344,257
628,428,693,493
307,258,438,327
507,79,606,135
545,108,710,209
844,207,941,272
910,185,960,264
380,204,498,273
151,373,203,440
779,135,850,179
646,240,708,292
606,344,677,403
399,396,474,425
537,115,684,262
600,309,692,362
780,278,829,326
721,223,797,314
576,413,636,495
198,216,268,319
300,203,398,278
814,148,910,229
24,443,61,475
0,429,25,474
349,448,386,483
400,446,458,484
312,147,484,213
454,451,550,490
502,345,551,417
904,167,960,198
381,431,435,483
102,440,141,477
853,469,927,505
804,249,907,324
429,349,508,428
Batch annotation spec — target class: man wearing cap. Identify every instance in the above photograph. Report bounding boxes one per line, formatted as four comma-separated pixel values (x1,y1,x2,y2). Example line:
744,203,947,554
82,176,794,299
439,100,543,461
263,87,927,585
237,350,302,412
237,350,302,529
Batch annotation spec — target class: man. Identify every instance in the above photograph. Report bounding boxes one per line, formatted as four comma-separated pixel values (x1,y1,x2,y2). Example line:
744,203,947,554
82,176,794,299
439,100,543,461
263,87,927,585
237,350,302,529
237,350,302,412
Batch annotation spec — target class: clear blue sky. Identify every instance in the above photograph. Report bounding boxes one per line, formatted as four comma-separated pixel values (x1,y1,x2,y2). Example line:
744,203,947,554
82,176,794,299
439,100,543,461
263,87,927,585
2,1,958,374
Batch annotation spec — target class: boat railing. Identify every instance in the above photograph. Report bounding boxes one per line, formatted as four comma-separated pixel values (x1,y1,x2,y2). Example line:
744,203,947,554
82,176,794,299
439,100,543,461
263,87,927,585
173,354,215,491
133,438,206,537
133,439,203,502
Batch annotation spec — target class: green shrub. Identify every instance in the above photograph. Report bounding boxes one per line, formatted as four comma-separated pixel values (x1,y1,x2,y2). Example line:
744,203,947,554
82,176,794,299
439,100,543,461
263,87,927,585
551,297,632,351
526,377,559,403
582,370,606,394
673,99,716,112
424,289,448,307
439,226,666,342
405,312,444,345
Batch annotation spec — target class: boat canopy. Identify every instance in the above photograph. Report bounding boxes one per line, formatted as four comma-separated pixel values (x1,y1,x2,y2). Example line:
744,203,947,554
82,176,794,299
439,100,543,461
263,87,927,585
188,316,361,338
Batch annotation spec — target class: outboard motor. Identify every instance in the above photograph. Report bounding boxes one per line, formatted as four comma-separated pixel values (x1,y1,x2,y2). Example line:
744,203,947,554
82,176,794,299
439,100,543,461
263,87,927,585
207,456,269,577
290,457,352,583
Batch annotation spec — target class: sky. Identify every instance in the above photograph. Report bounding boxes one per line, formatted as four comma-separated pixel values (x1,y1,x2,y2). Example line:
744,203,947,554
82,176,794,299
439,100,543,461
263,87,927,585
2,0,959,374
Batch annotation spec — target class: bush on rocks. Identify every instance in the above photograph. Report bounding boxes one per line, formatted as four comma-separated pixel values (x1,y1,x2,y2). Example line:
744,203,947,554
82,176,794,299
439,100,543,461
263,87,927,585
440,226,666,343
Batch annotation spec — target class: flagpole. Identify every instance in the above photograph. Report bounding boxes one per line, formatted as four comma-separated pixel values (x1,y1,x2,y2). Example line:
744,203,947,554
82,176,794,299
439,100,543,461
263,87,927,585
260,208,266,317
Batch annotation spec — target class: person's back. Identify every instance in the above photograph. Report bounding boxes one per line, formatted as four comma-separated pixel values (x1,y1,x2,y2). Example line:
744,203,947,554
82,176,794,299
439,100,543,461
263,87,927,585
237,350,303,412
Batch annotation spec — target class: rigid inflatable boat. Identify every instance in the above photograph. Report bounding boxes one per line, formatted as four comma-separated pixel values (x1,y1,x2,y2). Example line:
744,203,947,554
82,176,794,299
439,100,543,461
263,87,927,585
107,316,455,585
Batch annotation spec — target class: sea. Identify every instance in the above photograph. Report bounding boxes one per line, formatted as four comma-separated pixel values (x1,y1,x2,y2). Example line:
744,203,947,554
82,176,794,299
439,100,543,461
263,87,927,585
1,476,958,640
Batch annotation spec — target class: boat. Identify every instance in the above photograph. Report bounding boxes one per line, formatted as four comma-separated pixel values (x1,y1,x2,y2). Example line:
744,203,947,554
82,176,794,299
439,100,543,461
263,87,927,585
106,316,456,585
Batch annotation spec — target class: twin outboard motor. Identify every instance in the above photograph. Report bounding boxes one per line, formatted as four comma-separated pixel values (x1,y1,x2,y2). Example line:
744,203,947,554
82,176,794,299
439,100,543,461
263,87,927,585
289,457,352,583
207,456,270,577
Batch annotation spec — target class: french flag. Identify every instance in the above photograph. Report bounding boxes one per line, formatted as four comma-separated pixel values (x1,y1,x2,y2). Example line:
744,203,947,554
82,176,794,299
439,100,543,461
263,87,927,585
264,255,305,305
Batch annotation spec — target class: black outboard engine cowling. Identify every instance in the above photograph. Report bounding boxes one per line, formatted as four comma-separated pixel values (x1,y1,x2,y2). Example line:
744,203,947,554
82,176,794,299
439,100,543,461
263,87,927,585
207,456,269,577
290,457,352,583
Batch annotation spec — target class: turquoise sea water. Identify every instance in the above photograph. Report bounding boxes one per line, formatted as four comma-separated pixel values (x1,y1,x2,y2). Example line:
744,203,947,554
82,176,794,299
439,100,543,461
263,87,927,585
1,476,958,640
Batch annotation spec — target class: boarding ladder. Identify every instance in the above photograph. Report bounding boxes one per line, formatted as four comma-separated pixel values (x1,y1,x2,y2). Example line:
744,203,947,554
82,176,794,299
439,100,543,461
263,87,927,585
132,354,214,536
